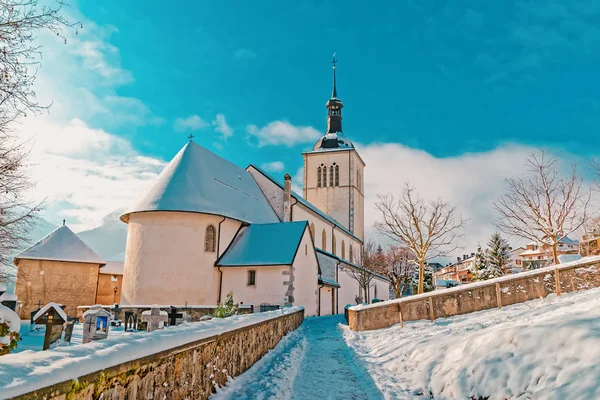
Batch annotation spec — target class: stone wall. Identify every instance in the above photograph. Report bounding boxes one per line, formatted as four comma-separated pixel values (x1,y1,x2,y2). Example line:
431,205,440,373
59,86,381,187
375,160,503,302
348,258,600,331
15,259,101,319
13,308,304,400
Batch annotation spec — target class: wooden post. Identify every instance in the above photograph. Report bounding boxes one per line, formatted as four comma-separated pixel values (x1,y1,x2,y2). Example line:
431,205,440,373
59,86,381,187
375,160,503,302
555,268,562,296
428,297,435,322
495,283,502,309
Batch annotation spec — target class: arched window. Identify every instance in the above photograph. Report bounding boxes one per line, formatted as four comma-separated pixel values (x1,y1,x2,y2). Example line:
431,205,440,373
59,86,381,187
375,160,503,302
317,167,322,188
205,225,216,252
341,240,346,259
332,235,336,255
349,246,353,263
334,165,339,186
322,229,327,251
322,166,327,187
329,166,334,187
310,223,315,241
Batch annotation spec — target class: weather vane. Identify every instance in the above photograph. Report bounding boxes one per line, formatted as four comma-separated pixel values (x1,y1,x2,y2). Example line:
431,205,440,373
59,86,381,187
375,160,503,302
188,133,194,142
331,52,338,69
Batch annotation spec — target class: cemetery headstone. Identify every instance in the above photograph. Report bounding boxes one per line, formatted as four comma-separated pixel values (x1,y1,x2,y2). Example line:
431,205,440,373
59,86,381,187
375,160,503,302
63,321,75,344
141,305,168,332
33,302,68,350
124,310,138,332
167,306,183,326
82,305,112,344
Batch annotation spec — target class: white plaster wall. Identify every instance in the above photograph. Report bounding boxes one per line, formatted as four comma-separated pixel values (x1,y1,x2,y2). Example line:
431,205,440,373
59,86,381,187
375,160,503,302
121,212,242,305
220,266,288,307
291,229,320,316
337,266,362,310
319,286,334,316
293,206,360,262
372,277,390,301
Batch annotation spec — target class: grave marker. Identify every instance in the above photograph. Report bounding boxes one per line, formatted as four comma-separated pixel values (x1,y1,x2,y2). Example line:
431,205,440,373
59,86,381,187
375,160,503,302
33,302,67,350
82,305,112,344
167,306,183,326
141,305,168,332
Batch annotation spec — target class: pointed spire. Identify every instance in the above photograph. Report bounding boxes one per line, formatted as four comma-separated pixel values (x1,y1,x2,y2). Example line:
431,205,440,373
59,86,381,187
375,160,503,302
331,53,338,98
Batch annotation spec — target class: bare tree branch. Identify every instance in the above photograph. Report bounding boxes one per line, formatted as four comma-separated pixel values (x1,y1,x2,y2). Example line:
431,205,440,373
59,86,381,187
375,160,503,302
0,0,76,283
374,183,467,294
494,151,591,265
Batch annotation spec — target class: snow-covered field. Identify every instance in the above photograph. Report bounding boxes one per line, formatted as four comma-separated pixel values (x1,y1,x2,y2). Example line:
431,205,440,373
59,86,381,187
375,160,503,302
344,287,600,399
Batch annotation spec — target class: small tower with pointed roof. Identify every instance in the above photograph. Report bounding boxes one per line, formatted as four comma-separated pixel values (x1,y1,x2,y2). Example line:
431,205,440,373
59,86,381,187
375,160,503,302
302,55,366,242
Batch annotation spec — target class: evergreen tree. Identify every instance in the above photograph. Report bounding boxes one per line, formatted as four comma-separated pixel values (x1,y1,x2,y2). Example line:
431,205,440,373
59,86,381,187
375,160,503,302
413,264,434,293
486,232,510,279
213,291,237,318
471,244,488,281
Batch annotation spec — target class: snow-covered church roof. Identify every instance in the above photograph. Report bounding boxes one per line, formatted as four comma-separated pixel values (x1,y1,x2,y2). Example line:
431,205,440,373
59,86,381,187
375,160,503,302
14,226,105,265
121,142,279,224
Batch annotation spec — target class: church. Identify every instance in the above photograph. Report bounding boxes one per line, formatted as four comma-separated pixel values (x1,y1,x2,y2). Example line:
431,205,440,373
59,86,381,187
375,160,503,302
15,62,390,317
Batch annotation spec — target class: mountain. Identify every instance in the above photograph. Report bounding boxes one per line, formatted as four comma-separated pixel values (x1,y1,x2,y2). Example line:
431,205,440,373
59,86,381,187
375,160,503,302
77,209,127,261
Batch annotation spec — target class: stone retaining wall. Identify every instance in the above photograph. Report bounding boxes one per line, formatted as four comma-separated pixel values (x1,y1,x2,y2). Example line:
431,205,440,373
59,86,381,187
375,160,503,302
13,308,304,400
348,258,600,331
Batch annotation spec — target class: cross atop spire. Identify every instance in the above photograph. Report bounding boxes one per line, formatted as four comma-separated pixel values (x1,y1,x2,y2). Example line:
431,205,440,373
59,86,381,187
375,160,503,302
325,53,343,134
188,133,194,142
331,53,338,98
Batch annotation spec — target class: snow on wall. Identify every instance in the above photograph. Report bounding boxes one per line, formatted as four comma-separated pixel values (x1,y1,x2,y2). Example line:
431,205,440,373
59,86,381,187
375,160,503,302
0,307,304,399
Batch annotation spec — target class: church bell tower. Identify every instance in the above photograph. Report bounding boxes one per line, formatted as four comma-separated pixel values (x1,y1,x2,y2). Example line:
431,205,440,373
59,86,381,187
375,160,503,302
302,55,365,241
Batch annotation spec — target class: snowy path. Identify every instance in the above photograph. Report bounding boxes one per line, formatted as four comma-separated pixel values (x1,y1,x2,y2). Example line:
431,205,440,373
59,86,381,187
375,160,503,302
213,315,386,400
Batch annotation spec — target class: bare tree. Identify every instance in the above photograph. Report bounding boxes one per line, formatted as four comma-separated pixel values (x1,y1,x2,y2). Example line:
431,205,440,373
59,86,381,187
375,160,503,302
495,151,590,265
375,183,466,294
372,245,416,298
0,1,76,283
344,240,378,304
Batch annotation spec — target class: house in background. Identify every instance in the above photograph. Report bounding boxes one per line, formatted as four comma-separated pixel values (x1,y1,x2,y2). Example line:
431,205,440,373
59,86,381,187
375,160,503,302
506,247,526,274
434,253,476,284
520,236,579,269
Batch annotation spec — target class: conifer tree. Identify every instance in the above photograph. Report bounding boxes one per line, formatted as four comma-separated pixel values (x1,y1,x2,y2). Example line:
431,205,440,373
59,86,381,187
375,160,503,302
471,244,488,281
486,232,510,278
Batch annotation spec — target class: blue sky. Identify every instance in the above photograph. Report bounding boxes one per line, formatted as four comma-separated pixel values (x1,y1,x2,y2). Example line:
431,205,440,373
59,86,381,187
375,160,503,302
77,0,600,161
19,0,600,250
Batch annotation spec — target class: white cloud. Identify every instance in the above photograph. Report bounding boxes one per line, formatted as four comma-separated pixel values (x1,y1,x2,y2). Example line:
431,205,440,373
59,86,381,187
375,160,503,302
20,117,165,232
247,121,321,147
10,7,166,231
173,115,209,132
357,142,589,259
260,161,285,173
213,114,233,139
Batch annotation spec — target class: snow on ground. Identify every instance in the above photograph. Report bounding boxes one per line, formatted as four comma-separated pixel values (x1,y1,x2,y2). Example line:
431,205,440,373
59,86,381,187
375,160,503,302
344,287,600,399
214,315,386,400
0,307,301,399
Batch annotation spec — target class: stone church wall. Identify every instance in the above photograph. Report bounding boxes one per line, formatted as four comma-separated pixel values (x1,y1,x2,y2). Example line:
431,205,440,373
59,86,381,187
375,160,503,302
15,259,100,319
11,308,304,400
348,258,600,331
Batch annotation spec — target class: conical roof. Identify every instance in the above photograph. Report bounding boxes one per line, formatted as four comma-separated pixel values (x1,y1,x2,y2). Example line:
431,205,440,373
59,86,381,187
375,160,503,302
121,142,279,224
15,226,105,265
